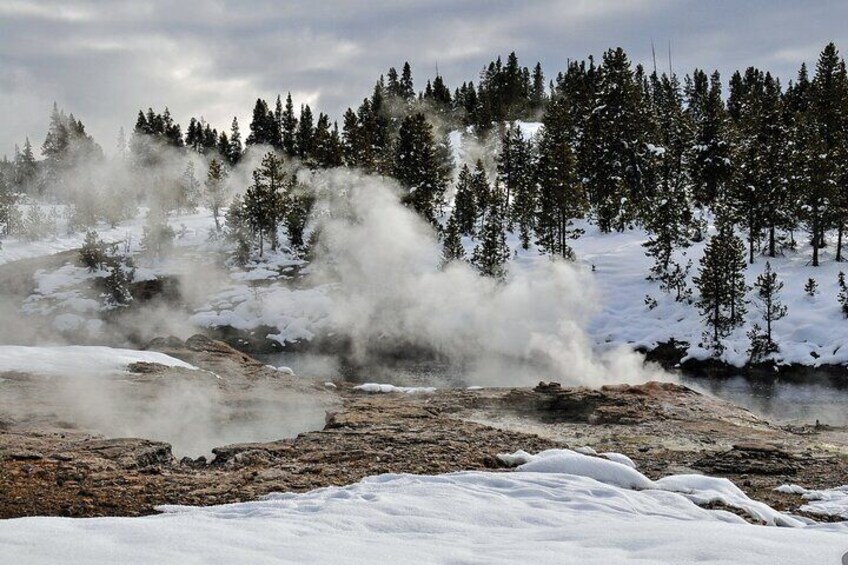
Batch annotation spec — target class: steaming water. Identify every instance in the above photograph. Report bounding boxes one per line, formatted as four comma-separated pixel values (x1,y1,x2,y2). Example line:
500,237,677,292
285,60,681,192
0,372,328,459
683,375,848,427
257,352,573,389
262,352,848,427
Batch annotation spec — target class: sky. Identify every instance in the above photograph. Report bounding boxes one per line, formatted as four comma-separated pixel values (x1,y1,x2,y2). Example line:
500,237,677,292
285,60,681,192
1,0,847,157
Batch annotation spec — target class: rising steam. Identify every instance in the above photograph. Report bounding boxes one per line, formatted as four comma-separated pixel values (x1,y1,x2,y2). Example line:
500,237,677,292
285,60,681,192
302,167,669,387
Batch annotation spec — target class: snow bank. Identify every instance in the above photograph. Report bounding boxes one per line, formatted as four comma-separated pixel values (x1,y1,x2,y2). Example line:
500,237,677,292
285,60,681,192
0,346,196,376
353,383,436,394
655,474,805,527
1,470,845,565
504,449,653,489
777,484,848,519
501,449,814,527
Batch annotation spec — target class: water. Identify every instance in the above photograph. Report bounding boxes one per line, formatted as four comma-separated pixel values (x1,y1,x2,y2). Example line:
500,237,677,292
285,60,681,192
682,375,848,427
260,352,848,427
256,351,564,388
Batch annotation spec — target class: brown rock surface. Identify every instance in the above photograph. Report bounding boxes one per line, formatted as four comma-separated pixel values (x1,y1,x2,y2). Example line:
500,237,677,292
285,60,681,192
2,343,848,523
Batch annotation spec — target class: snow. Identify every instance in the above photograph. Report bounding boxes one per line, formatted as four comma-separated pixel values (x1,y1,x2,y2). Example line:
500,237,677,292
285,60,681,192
513,120,543,140
0,345,197,376
654,474,806,527
501,449,814,527
0,207,217,267
504,449,654,489
601,451,637,468
2,463,846,564
777,484,848,519
353,383,437,394
560,218,848,367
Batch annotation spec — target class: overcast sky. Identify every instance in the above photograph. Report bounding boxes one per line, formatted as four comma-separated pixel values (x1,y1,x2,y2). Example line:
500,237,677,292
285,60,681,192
2,0,847,157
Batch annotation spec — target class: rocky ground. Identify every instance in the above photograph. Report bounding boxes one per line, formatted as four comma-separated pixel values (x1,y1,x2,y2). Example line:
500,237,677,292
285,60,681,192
1,334,848,522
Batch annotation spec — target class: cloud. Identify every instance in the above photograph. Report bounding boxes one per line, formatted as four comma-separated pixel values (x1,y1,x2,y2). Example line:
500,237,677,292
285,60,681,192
1,0,847,156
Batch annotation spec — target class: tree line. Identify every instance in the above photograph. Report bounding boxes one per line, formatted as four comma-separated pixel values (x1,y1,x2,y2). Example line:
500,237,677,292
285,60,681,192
5,45,848,359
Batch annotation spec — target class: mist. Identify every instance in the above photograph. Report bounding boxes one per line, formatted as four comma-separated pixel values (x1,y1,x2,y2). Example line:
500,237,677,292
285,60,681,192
0,366,329,459
302,167,670,387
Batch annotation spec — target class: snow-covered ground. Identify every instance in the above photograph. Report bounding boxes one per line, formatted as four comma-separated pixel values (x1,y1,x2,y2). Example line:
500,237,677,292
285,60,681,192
0,206,216,267
0,345,196,376
566,219,848,367
1,449,845,564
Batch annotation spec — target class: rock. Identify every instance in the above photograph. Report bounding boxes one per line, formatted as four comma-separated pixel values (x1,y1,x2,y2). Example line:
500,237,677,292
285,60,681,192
75,439,174,469
694,445,799,476
145,336,184,350
9,451,43,461
127,361,169,374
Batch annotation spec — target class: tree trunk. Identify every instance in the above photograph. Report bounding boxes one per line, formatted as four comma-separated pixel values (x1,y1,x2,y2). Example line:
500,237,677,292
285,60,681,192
749,233,755,265
768,226,775,258
713,300,720,348
838,225,844,262
812,221,819,267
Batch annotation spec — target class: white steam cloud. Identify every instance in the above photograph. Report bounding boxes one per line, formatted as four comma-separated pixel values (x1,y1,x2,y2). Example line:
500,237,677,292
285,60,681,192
304,168,669,387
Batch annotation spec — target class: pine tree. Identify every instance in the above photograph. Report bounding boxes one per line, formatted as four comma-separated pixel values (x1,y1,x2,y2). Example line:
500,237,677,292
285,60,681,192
282,93,298,157
393,113,448,224
725,69,792,264
399,62,415,101
838,272,848,316
452,164,478,236
534,96,586,259
140,208,175,258
14,138,38,193
102,258,135,309
224,194,252,265
22,205,49,241
694,217,748,353
42,102,69,181
246,99,276,146
805,277,818,296
687,70,733,207
79,230,109,271
296,104,315,161
283,176,313,253
584,48,647,232
0,181,18,238
244,152,287,256
509,131,537,250
643,191,693,301
185,117,201,151
272,95,285,150
441,210,466,266
228,117,243,165
747,262,787,361
216,131,230,160
529,62,546,112
471,187,510,279
205,158,228,232
642,72,694,299
312,114,343,168
176,161,201,214
802,43,848,266
470,160,491,233
341,108,364,167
